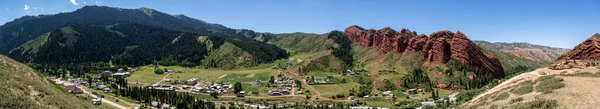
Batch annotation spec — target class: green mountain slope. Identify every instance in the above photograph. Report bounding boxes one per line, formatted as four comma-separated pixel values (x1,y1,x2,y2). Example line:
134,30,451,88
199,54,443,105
0,55,95,108
7,23,287,69
0,6,231,54
0,6,274,56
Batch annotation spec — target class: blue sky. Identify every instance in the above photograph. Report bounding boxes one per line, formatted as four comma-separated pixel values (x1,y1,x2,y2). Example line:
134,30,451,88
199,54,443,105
1,0,599,48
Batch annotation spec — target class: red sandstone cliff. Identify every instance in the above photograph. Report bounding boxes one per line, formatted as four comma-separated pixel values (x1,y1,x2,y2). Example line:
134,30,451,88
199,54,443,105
557,33,600,61
344,26,505,78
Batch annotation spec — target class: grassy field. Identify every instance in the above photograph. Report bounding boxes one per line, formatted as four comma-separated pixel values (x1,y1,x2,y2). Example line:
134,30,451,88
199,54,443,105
127,65,279,85
362,97,395,108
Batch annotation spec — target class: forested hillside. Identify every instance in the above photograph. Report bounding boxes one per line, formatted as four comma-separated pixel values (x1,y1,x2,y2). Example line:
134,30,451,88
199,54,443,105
7,23,287,69
0,6,288,70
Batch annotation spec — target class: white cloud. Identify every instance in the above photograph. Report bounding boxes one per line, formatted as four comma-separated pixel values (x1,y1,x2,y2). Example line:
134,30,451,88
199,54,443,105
24,5,30,11
95,0,102,5
5,8,8,11
70,0,79,5
41,8,45,12
33,7,37,10
83,1,87,4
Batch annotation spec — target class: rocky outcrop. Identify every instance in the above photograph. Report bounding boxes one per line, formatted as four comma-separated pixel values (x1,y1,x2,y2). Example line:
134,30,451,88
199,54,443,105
557,33,600,61
343,26,505,78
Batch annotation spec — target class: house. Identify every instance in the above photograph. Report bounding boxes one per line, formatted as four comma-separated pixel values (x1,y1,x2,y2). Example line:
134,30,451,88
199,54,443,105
64,85,78,91
406,89,417,94
112,73,127,78
71,88,84,94
92,98,102,105
164,79,171,82
151,101,161,107
255,80,263,85
323,76,331,83
101,71,112,77
347,70,357,76
103,88,112,93
161,104,170,109
237,91,246,97
296,91,303,94
282,89,290,95
97,85,106,90
270,91,282,96
382,91,392,96
187,78,198,85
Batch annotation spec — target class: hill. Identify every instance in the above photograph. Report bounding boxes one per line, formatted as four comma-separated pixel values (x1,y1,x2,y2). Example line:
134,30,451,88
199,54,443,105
557,33,600,60
0,55,96,108
0,6,288,69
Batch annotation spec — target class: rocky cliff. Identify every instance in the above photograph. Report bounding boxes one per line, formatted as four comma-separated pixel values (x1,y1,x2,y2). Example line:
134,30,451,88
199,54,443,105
557,33,600,61
344,25,505,78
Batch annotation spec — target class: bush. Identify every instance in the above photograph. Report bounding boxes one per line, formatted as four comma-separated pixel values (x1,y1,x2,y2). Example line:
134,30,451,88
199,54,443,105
535,76,565,93
511,80,534,95
509,97,524,104
508,99,558,109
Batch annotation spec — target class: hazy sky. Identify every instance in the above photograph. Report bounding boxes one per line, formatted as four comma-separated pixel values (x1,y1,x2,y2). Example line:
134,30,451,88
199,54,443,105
1,0,599,48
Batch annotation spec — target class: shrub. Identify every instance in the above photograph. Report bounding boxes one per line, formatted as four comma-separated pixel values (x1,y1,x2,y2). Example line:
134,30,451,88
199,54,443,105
510,97,524,104
535,76,565,93
511,80,534,95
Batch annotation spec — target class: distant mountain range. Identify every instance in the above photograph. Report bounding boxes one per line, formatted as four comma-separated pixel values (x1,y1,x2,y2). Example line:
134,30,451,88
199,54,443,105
474,41,570,63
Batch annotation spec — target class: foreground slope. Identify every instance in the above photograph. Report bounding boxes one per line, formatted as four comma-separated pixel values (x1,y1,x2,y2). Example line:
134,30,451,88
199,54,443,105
464,34,600,108
0,55,95,108
463,64,600,109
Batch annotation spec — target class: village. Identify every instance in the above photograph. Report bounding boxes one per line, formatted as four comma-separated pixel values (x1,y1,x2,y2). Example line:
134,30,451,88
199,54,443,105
48,62,461,109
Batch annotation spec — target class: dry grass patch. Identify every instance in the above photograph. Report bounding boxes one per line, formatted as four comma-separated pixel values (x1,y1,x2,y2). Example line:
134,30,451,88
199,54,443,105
493,92,510,101
510,80,534,95
534,76,565,94
508,99,558,109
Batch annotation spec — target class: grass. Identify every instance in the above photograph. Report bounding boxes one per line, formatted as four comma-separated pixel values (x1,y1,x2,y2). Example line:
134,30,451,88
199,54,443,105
534,76,565,93
508,99,558,109
0,55,95,109
81,86,135,107
128,66,279,85
510,80,534,95
562,72,600,77
362,97,395,108
493,92,510,101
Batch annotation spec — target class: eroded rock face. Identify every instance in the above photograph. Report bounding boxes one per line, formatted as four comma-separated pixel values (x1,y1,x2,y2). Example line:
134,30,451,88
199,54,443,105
557,33,600,61
343,26,505,78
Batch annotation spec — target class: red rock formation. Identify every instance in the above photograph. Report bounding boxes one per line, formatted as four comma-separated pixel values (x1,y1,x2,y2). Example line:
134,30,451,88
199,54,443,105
557,33,600,61
343,26,505,78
